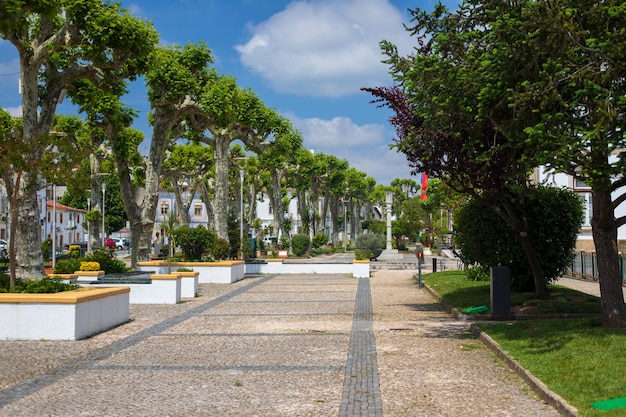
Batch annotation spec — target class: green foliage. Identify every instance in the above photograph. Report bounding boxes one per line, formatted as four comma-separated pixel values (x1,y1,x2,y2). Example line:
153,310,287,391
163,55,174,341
176,267,194,272
174,226,216,261
210,238,230,261
311,233,328,249
354,249,373,260
83,250,128,274
291,233,310,256
53,259,82,274
466,265,489,282
41,238,52,263
68,245,81,258
3,277,80,293
364,219,385,234
355,233,385,251
454,186,584,291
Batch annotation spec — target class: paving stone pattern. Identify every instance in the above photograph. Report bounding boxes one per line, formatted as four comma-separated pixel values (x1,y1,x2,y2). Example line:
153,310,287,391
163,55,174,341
0,271,561,416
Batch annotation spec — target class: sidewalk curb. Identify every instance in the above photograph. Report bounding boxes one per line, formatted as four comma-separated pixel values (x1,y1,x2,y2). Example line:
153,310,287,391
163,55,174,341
422,283,579,417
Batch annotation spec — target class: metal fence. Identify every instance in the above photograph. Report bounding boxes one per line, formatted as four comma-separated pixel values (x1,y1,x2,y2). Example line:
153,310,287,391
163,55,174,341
431,257,465,273
568,251,626,284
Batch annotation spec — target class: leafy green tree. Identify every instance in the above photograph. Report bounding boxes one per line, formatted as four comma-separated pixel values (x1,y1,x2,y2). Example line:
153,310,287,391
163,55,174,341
455,186,584,291
364,3,564,299
0,0,157,278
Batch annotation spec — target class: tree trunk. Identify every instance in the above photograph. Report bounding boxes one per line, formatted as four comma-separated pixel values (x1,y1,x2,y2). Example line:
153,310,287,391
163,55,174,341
329,197,340,247
591,189,626,328
15,176,44,279
269,172,287,241
213,137,230,241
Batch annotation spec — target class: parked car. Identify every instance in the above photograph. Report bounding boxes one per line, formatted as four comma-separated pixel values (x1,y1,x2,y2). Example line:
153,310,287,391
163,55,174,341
0,239,7,257
104,238,116,249
111,237,125,250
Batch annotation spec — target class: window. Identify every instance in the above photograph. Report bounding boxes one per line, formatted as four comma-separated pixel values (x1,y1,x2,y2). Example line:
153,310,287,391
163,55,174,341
59,213,63,223
573,177,591,190
160,202,169,215
194,204,202,216
269,202,273,214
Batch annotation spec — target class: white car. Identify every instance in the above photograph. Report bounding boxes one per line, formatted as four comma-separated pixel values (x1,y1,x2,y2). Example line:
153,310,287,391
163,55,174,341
0,239,6,257
111,238,125,250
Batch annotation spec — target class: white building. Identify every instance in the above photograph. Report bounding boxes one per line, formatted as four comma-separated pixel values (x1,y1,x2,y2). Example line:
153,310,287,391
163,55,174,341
535,168,626,252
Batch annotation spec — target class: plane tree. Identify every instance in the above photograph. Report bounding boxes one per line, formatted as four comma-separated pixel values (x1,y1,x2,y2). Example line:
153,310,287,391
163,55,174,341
193,75,285,242
0,0,157,276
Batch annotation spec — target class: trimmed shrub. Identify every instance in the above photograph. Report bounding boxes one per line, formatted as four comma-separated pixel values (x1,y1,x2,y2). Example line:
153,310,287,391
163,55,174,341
210,238,230,261
355,233,385,251
454,186,584,291
291,234,310,256
174,226,217,261
83,250,128,274
53,259,82,274
354,249,373,260
80,262,100,271
311,233,329,249
9,277,79,293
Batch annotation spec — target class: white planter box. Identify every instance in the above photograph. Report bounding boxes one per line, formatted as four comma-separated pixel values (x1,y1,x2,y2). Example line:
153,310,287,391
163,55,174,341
176,271,199,298
74,270,105,282
244,259,370,278
82,274,181,304
136,261,245,284
0,287,130,340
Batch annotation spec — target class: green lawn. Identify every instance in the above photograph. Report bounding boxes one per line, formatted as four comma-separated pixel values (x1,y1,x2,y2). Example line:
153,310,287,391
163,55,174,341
423,271,626,417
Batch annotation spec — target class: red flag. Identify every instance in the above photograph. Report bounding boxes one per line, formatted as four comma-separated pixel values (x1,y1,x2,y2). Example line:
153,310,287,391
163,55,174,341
421,173,428,200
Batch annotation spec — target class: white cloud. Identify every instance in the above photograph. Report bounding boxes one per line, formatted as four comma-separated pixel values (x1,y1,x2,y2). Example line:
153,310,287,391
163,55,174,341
236,0,412,97
3,106,22,117
288,112,384,148
286,112,413,185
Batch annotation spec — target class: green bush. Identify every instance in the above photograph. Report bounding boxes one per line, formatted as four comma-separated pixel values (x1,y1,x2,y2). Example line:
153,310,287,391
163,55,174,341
466,265,489,282
176,267,194,272
41,238,52,262
355,233,385,251
9,277,80,293
53,259,82,274
291,234,310,256
174,226,216,261
311,233,328,249
210,238,230,260
354,249,373,260
454,186,584,291
83,250,128,274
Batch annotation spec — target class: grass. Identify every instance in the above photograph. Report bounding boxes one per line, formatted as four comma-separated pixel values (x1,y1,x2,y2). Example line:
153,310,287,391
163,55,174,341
423,271,626,417
423,271,601,315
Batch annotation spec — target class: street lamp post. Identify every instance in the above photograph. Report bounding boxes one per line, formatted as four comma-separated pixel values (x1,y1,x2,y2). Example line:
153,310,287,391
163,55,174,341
86,195,91,253
101,180,106,246
239,168,244,257
52,184,56,267
234,157,248,259
385,191,392,251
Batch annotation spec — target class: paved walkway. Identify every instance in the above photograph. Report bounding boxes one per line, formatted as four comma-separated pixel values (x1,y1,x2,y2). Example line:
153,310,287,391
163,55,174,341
0,269,561,416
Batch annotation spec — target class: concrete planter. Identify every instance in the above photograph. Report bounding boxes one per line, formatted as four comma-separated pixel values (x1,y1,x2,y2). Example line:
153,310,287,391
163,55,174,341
0,287,130,340
82,273,182,304
175,271,199,298
48,273,78,284
75,270,105,282
243,259,370,278
136,261,245,284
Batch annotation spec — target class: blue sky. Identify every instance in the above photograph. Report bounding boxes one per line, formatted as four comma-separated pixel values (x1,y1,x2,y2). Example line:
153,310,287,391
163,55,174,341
0,0,452,186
